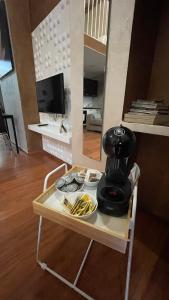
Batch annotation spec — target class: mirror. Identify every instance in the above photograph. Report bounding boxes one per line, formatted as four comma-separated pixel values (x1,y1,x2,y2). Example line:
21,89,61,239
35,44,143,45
82,0,110,161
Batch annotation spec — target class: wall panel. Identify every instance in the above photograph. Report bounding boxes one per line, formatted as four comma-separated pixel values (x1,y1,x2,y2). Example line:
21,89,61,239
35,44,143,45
5,0,42,152
29,0,60,31
31,0,72,163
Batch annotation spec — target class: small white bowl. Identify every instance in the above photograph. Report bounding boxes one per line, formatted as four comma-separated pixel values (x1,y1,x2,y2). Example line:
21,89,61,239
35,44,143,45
84,169,102,188
62,192,98,220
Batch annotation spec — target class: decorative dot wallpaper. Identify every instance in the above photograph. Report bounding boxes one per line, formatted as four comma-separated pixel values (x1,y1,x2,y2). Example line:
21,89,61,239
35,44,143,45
31,0,72,163
32,0,71,83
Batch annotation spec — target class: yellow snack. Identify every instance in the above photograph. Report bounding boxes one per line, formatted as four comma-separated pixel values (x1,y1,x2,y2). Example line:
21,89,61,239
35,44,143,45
80,194,91,202
64,193,96,217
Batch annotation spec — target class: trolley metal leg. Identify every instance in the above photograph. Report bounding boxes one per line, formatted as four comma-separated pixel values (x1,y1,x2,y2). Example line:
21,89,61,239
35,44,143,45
36,214,94,300
36,163,94,300
124,227,135,300
36,215,43,264
37,163,68,264
125,185,137,300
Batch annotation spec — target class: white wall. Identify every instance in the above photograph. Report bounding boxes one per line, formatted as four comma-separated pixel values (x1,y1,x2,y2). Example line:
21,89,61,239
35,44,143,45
32,0,72,164
0,71,28,152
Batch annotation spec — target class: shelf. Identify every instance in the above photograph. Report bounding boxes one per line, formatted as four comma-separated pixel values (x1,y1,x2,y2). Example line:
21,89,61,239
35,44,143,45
83,107,101,109
28,124,72,144
122,121,169,137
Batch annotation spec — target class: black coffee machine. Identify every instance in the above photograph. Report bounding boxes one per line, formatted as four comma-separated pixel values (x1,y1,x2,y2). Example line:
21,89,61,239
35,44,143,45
97,126,136,217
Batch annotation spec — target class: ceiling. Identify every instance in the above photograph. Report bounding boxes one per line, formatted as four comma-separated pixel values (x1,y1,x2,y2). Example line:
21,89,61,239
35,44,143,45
84,46,106,80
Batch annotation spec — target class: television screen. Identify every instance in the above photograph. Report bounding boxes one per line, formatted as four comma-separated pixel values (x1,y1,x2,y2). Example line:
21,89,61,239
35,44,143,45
0,0,13,78
84,78,98,97
36,73,65,114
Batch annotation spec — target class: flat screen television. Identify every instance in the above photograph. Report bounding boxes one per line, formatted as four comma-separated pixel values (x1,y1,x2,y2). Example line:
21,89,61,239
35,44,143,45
84,78,98,97
36,73,65,114
0,0,14,78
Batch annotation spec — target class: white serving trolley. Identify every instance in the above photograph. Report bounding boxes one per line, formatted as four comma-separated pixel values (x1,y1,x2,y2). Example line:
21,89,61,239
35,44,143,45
33,163,140,300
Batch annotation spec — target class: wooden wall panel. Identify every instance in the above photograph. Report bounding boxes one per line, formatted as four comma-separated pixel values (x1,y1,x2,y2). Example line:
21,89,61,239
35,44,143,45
84,34,106,55
29,0,60,31
148,0,169,101
136,133,169,222
5,0,42,152
140,0,169,222
123,0,162,115
123,0,169,222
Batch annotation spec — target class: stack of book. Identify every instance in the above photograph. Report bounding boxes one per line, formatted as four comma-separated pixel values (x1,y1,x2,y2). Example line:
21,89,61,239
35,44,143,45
124,100,169,125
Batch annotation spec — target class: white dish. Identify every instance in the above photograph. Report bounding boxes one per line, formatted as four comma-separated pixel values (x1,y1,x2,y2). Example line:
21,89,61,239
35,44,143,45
61,192,98,220
84,169,102,187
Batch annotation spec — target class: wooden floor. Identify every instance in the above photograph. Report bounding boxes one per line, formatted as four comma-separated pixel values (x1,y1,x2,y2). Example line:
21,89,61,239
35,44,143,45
0,149,169,300
83,128,101,160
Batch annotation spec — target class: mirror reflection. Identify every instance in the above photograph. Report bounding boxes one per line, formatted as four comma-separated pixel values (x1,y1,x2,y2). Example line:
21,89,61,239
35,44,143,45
83,0,110,161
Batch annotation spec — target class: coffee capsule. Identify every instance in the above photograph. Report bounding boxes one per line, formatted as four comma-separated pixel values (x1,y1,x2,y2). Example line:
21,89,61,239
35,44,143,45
63,174,74,185
66,183,78,192
55,178,65,189
75,175,84,184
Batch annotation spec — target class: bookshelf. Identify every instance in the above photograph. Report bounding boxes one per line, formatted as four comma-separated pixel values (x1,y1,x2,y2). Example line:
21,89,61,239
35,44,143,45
122,0,169,137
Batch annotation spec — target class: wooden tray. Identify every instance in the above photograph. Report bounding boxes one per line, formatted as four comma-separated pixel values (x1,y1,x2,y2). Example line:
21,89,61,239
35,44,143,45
33,166,131,254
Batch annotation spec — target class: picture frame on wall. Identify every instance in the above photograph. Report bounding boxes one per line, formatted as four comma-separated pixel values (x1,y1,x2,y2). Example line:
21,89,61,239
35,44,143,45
0,0,14,79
